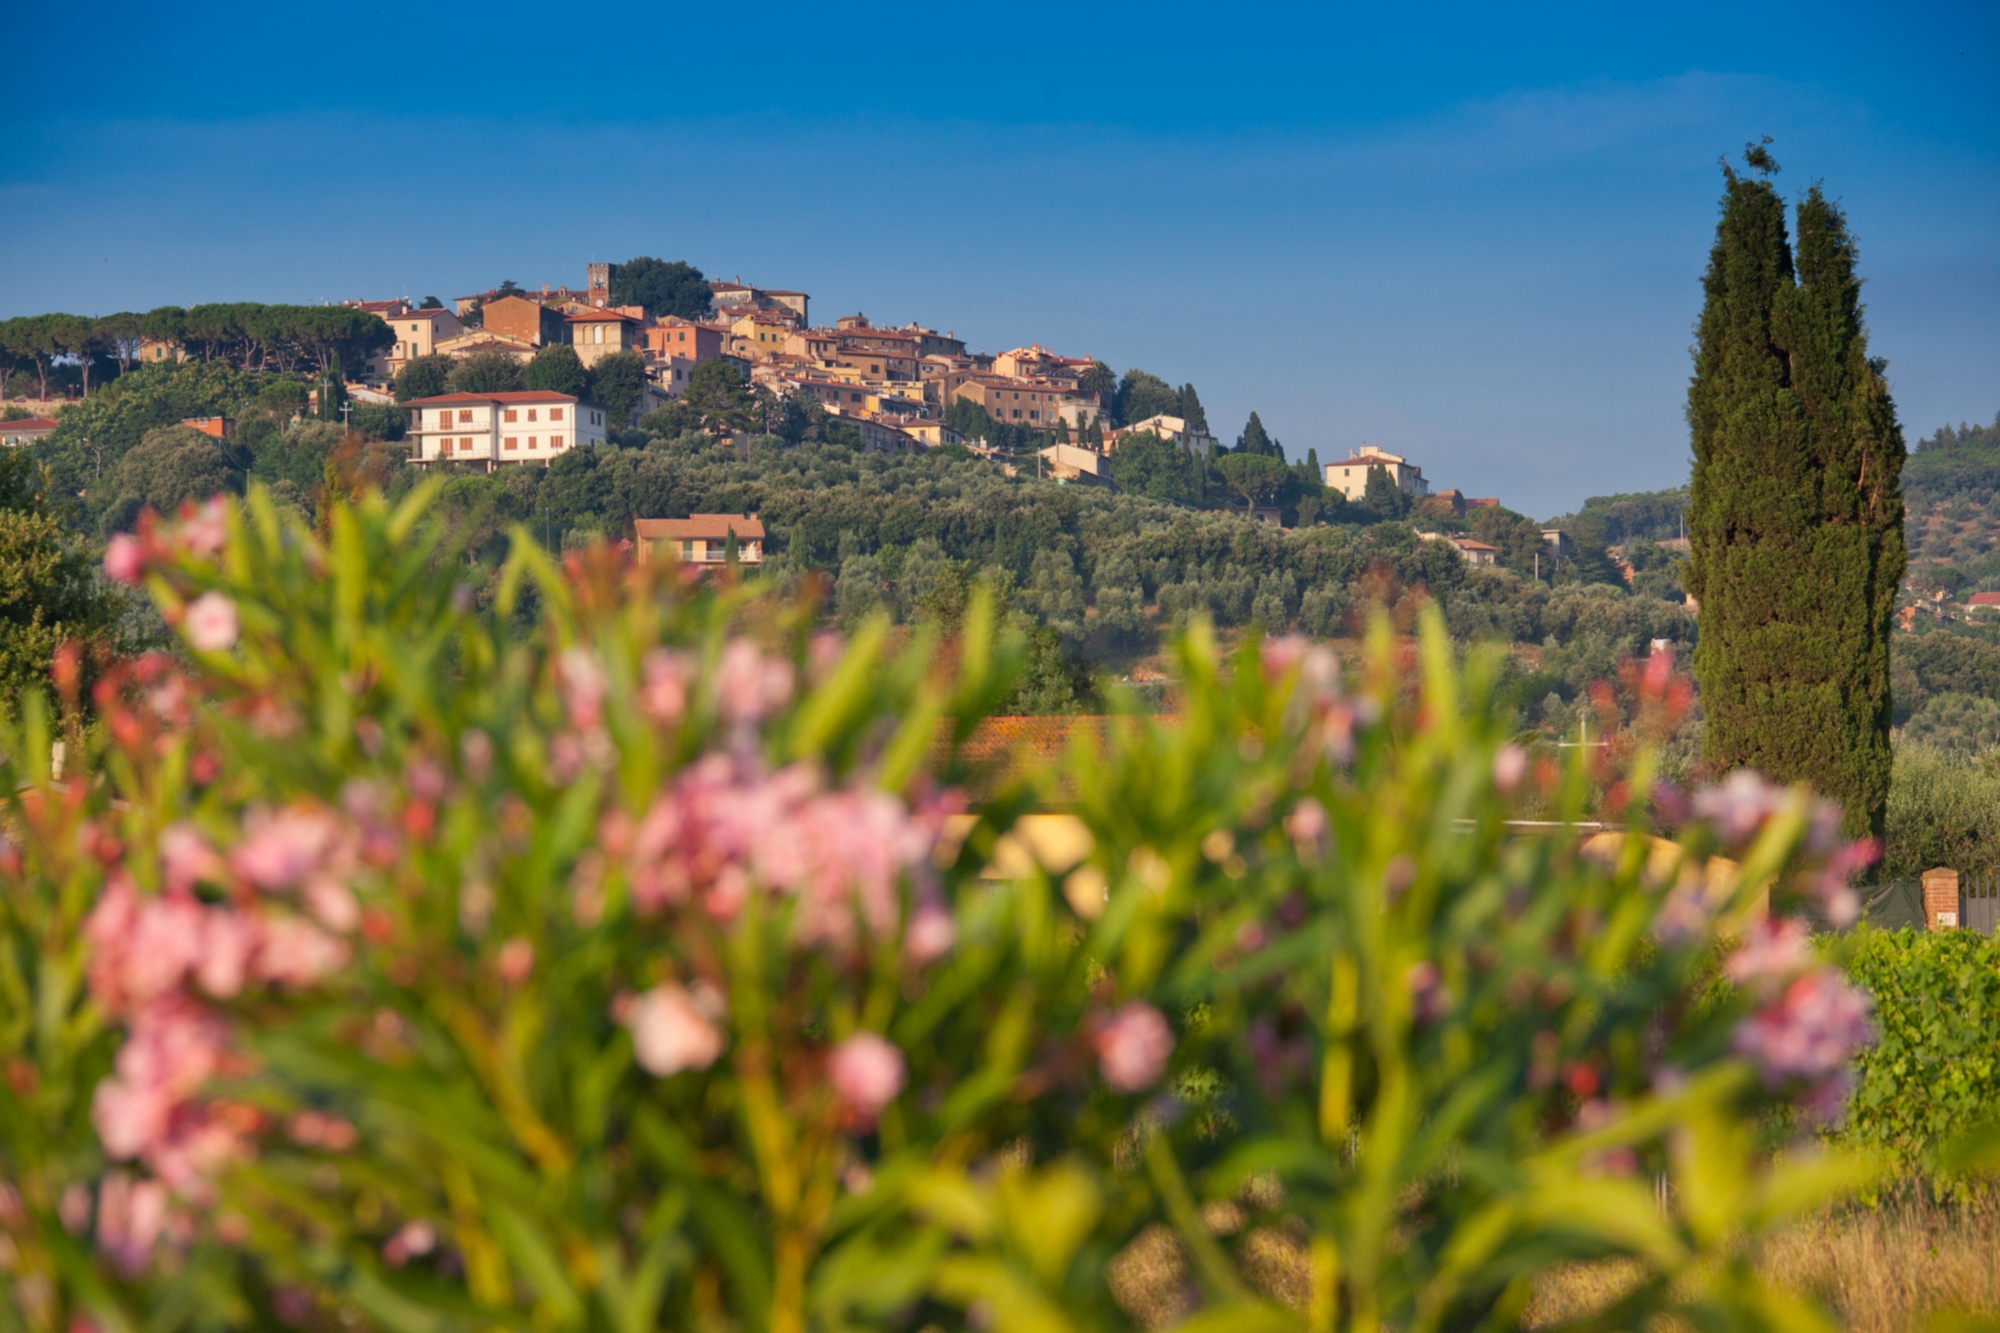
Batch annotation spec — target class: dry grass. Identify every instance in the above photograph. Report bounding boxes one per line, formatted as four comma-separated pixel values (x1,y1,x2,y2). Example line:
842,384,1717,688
1111,1197,2000,1330
1528,1197,2000,1330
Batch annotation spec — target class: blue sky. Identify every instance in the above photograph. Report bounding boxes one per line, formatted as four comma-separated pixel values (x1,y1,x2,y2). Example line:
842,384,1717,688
4,0,1995,517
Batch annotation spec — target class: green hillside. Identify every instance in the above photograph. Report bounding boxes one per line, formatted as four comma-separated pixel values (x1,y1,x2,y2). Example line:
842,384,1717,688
1903,412,2000,582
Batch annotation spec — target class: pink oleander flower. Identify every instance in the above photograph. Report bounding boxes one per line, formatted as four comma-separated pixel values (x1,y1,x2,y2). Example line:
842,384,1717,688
1733,968,1873,1116
459,728,494,781
827,1032,905,1121
104,534,146,585
383,1219,436,1267
497,937,535,984
1285,798,1327,860
624,755,940,954
176,498,229,557
60,1182,91,1235
288,1110,358,1151
91,996,229,1166
1096,1002,1174,1092
808,632,844,681
718,638,796,725
231,805,345,892
1260,633,1336,690
1692,770,1789,846
160,822,226,895
83,878,207,1014
558,646,609,731
1725,916,1814,989
904,902,957,965
182,592,238,653
626,983,726,1077
1813,838,1878,929
96,1172,169,1275
196,909,259,999
640,648,695,725
1492,744,1528,794
303,878,360,933
253,916,350,986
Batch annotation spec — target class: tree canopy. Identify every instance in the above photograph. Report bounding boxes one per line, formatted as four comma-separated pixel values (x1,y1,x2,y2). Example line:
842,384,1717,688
589,351,649,423
1236,411,1282,459
1114,369,1178,425
609,258,712,320
0,451,121,700
447,351,525,395
525,344,589,398
1175,383,1208,432
1215,452,1295,513
393,355,454,403
1107,432,1203,507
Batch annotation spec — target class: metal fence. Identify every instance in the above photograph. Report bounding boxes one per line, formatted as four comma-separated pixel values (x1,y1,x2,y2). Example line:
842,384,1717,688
1965,872,2000,935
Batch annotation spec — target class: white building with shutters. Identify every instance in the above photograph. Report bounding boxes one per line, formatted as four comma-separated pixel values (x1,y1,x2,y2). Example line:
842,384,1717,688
403,391,608,471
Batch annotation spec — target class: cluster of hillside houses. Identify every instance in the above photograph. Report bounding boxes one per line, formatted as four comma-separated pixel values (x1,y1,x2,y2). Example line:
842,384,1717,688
323,265,1453,509
7,262,1513,559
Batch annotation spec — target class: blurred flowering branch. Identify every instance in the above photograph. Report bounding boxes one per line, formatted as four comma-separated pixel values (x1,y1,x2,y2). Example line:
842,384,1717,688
0,484,1888,1332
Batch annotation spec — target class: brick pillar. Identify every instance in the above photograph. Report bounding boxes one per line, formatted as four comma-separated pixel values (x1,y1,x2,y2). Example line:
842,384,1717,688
1923,867,1961,931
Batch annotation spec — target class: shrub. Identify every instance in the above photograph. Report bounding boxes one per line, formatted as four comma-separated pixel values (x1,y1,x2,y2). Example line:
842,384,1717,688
0,484,1889,1331
1838,928,2000,1187
1883,743,2000,878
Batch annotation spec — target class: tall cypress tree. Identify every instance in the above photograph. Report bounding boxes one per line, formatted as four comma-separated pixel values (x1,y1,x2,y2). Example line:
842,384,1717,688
1686,155,1905,839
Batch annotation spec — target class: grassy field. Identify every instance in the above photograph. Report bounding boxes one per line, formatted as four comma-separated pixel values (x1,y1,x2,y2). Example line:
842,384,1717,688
1105,1195,2000,1330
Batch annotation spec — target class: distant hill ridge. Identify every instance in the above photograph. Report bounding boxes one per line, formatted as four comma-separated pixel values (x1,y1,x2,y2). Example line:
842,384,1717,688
1904,411,2000,583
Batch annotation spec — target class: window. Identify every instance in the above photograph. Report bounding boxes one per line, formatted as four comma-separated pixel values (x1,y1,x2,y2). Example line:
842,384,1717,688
1012,410,1021,419
552,434,564,448
458,409,473,423
527,409,538,422
529,437,538,449
438,411,452,428
504,409,517,422
1028,411,1038,420
551,408,563,421
460,438,474,452
504,437,518,450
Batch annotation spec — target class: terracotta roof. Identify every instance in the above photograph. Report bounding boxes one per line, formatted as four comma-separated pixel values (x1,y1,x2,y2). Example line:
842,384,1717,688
1,417,58,432
398,308,456,321
1967,592,2000,608
403,391,581,406
634,514,766,541
1451,537,1500,552
568,309,642,323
